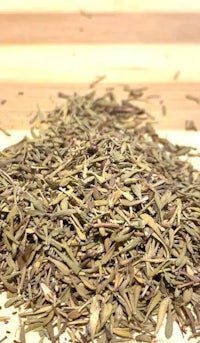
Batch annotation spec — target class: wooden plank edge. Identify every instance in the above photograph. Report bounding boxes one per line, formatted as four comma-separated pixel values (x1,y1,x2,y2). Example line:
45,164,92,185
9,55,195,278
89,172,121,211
1,12,200,44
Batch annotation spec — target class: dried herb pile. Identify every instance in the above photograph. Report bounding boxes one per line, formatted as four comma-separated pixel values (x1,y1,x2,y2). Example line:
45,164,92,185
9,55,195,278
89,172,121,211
0,91,200,343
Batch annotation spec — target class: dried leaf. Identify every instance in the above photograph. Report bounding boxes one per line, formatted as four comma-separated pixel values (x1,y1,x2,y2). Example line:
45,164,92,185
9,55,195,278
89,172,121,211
155,297,171,334
112,327,133,338
40,283,56,304
144,291,162,322
89,296,100,341
100,303,113,328
165,304,173,339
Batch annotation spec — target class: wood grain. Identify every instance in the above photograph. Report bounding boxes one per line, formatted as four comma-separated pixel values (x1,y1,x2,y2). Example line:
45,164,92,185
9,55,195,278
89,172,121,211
1,12,200,44
1,44,200,83
1,0,200,13
0,1,200,131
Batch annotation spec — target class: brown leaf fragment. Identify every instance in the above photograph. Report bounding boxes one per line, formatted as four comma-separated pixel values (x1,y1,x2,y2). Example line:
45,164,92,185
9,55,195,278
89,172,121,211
155,297,171,334
89,296,101,341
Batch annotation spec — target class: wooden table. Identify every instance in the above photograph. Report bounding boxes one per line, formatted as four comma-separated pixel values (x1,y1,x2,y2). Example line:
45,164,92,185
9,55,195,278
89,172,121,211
0,0,200,131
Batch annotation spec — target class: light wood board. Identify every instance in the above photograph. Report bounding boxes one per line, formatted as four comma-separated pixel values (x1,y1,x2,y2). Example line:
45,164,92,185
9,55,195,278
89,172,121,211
0,0,200,131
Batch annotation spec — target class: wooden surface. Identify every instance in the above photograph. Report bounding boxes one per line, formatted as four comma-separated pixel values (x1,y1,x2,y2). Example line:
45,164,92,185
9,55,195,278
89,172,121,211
0,0,200,130
1,13,200,44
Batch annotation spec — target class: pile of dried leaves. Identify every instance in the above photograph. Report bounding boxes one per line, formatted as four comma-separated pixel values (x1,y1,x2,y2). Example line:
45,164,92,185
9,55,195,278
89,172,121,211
0,90,200,343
